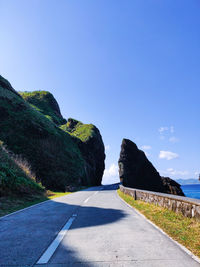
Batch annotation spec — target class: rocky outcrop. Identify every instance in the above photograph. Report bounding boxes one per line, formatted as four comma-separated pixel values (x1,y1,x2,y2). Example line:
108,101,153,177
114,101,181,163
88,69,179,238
61,118,105,186
20,91,66,125
161,177,184,196
118,139,184,196
0,75,105,191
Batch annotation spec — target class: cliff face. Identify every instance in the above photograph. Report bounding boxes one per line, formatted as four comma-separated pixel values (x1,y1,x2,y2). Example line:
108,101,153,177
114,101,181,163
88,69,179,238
118,139,184,196
61,118,105,186
0,75,105,191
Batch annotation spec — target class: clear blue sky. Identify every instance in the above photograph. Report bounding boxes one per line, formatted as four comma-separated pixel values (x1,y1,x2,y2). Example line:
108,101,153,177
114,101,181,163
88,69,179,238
1,0,200,184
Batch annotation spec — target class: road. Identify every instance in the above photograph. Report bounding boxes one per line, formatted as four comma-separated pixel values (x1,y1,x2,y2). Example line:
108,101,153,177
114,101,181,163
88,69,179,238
0,184,199,267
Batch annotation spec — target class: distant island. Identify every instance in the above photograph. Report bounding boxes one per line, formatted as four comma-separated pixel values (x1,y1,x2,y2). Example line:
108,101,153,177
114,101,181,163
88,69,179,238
175,179,200,185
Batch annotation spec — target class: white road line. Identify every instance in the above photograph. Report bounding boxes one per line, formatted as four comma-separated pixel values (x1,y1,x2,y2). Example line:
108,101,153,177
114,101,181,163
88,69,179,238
37,214,77,264
117,191,200,265
83,191,99,204
84,197,91,203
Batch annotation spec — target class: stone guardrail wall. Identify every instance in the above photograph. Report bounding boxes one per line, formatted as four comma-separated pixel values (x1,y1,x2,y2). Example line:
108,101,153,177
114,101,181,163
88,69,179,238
120,185,200,221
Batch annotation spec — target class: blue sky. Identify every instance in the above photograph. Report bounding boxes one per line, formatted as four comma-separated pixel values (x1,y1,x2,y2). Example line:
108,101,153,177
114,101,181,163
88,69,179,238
0,0,200,184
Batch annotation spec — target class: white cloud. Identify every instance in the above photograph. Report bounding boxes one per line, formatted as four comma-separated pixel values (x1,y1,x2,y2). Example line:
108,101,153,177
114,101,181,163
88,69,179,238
102,163,119,185
160,168,189,177
159,151,179,160
159,126,177,142
103,163,118,178
159,127,169,134
105,145,110,151
169,137,179,143
141,145,152,150
194,171,199,177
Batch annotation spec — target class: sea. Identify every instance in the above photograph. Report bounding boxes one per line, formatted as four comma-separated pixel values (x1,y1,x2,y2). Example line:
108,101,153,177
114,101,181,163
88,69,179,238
181,184,200,200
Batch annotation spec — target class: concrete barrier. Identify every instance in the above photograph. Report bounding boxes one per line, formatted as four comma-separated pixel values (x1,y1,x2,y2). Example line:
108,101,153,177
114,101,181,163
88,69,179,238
120,185,200,221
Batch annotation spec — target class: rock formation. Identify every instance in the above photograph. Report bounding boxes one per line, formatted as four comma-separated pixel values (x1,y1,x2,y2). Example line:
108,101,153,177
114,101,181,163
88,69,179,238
0,75,105,191
161,177,184,196
118,139,184,196
61,118,105,186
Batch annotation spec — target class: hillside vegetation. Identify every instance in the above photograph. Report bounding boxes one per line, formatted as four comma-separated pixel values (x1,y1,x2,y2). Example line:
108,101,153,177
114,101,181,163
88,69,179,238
19,91,66,125
0,143,44,197
0,75,105,193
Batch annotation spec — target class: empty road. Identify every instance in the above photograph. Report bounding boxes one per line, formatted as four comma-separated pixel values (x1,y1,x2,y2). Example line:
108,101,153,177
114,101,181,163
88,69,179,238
0,185,199,267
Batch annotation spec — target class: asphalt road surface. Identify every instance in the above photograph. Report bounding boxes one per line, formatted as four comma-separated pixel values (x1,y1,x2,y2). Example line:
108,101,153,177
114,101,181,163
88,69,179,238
0,184,199,267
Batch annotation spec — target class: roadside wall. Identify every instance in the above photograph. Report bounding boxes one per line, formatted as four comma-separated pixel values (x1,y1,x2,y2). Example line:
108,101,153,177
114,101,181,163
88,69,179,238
120,185,200,221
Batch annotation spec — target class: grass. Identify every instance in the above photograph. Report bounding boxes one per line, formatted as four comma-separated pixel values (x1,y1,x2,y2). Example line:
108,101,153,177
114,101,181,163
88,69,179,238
0,191,71,217
118,189,200,258
70,123,95,142
19,91,66,125
0,186,89,218
60,119,96,143
0,78,86,191
0,143,44,196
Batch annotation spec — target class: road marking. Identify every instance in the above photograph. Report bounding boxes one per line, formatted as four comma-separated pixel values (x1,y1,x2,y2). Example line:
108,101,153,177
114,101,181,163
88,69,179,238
117,191,200,265
37,214,77,264
84,197,91,203
83,191,99,204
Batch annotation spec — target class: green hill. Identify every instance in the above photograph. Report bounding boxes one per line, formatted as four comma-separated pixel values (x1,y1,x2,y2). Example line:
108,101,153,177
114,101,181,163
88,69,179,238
0,75,105,193
0,75,86,191
19,91,66,125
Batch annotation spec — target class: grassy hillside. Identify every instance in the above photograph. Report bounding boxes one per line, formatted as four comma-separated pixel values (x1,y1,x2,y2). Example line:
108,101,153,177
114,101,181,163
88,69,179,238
0,143,44,197
20,91,66,125
0,75,86,191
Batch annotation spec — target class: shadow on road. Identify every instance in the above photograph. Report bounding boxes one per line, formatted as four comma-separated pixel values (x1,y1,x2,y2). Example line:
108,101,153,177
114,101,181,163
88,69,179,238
0,188,126,267
83,183,119,192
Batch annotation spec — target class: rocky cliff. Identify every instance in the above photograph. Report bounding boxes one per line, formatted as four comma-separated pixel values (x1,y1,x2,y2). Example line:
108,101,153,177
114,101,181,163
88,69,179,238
118,139,184,196
0,75,105,191
60,118,105,186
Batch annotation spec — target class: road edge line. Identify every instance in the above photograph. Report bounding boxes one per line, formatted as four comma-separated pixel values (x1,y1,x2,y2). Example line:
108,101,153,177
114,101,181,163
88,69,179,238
0,192,74,220
0,199,51,220
116,190,200,265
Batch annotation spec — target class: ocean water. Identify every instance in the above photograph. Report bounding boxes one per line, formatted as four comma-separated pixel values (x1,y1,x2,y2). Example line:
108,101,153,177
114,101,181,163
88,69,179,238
181,184,200,200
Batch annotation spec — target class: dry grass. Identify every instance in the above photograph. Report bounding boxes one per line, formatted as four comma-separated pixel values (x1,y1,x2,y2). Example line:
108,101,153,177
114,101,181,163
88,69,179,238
0,191,71,217
118,189,200,257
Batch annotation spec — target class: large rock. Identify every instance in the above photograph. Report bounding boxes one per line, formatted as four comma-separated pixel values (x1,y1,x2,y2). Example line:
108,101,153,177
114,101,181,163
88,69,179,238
61,118,105,186
161,177,184,196
118,139,184,196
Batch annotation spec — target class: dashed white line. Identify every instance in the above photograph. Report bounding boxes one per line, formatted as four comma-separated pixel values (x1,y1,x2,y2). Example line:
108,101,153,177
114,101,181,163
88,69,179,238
84,197,91,203
37,214,77,264
83,191,99,204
